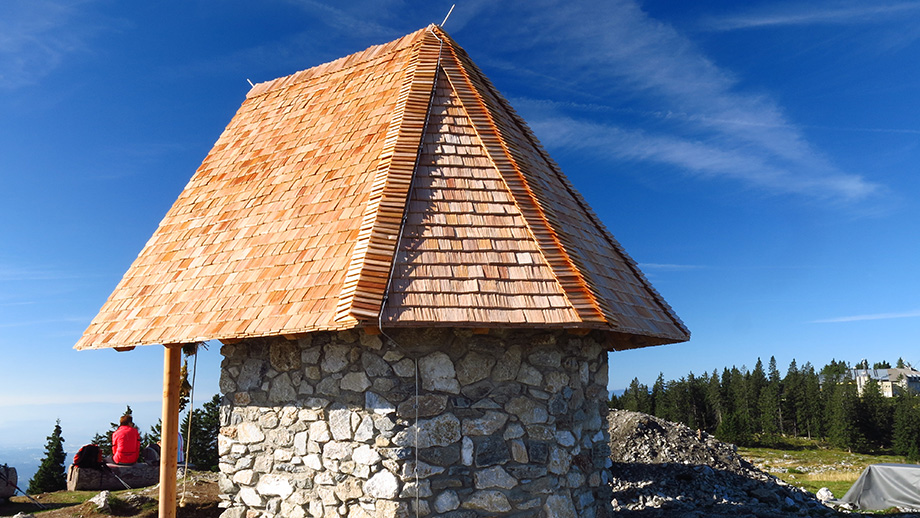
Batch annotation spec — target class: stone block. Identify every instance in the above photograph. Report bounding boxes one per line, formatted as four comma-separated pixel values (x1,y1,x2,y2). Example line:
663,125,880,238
474,436,510,467
461,410,508,436
270,341,302,372
417,444,460,467
456,351,496,385
397,394,447,418
474,465,517,489
462,490,511,513
419,352,460,393
364,469,399,499
0,466,19,499
66,463,158,491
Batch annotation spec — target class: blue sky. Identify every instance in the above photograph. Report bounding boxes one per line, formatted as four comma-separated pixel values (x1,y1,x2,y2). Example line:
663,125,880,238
2,0,919,454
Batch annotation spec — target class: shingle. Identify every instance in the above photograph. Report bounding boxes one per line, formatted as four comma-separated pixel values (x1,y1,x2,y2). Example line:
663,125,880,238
75,25,688,352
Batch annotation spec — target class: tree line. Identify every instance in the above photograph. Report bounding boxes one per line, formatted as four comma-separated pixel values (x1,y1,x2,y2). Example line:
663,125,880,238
27,394,220,494
610,357,920,460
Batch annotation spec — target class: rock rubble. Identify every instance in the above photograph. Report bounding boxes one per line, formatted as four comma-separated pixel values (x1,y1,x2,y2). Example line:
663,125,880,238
606,410,836,517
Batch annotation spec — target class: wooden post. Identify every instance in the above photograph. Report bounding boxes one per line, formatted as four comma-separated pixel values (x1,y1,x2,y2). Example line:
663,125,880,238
159,344,182,518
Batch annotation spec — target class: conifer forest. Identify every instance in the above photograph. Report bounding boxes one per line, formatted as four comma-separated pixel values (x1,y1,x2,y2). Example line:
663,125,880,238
610,357,920,460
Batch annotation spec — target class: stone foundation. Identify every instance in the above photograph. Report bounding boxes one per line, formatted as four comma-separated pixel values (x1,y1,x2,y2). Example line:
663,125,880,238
217,328,612,518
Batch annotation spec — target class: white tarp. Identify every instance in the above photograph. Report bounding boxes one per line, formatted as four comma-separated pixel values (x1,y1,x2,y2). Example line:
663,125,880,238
837,463,920,511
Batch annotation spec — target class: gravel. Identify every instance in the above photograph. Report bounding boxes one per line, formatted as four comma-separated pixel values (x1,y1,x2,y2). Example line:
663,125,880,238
606,410,839,517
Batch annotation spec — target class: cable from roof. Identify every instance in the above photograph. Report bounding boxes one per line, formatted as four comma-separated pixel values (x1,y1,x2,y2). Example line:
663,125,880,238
374,29,445,518
377,27,445,334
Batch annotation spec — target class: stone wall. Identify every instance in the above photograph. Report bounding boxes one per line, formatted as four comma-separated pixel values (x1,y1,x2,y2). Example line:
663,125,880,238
217,328,612,518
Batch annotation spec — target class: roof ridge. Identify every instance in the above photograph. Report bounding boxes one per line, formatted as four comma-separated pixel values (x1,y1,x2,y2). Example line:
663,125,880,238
246,27,430,100
443,37,689,339
437,42,609,326
335,30,445,322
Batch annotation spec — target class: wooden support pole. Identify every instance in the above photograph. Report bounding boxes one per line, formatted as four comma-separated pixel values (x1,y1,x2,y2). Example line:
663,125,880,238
159,344,182,518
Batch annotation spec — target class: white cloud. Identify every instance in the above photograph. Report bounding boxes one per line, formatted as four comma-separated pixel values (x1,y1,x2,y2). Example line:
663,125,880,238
527,115,877,202
281,0,403,39
0,264,70,282
702,2,920,31
639,263,705,271
487,0,881,203
0,317,88,329
810,309,920,323
0,0,106,89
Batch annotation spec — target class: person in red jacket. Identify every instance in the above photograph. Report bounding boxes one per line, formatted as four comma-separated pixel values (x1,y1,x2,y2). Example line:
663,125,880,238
111,414,141,464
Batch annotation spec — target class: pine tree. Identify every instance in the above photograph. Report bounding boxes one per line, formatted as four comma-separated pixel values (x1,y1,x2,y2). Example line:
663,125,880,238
827,380,865,452
759,383,781,440
91,431,113,458
92,405,135,457
860,378,891,449
821,359,849,381
181,394,221,471
619,378,651,414
800,363,823,439
783,360,802,437
706,369,723,430
748,360,767,430
714,366,753,445
716,410,752,446
720,367,734,416
694,371,717,432
893,392,920,462
651,373,666,417
668,376,690,426
655,378,677,422
143,420,162,447
28,420,66,494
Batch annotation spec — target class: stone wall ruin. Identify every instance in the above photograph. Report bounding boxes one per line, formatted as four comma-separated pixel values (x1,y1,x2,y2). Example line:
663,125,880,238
217,328,612,517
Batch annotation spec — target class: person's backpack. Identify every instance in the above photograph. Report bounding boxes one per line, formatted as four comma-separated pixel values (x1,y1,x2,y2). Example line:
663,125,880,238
73,444,104,468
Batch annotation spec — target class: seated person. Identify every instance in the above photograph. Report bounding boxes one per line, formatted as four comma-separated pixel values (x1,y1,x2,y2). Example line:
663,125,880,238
151,431,185,463
109,415,141,464
141,444,159,464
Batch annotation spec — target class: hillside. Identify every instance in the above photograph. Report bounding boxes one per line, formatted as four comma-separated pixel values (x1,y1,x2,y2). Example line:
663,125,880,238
5,412,920,517
0,471,219,518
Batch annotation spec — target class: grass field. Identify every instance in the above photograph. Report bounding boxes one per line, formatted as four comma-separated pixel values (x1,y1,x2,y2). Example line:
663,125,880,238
739,439,909,498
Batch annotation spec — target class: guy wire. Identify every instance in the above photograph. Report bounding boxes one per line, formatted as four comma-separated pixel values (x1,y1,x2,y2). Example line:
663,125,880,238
375,27,445,518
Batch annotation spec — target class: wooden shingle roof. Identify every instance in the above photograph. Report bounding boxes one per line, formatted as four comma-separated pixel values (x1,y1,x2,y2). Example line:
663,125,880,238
76,26,689,352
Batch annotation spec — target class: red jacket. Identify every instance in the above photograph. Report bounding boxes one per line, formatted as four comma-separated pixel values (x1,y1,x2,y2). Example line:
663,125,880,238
112,425,140,464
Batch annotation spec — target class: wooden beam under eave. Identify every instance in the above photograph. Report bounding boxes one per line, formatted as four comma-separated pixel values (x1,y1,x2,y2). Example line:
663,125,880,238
159,344,182,518
114,346,136,352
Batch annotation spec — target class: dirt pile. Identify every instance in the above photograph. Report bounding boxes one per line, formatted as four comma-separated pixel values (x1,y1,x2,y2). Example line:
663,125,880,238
606,410,836,517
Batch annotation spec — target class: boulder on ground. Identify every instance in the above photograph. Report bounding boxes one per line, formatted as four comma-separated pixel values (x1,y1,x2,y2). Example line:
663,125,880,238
0,466,16,500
